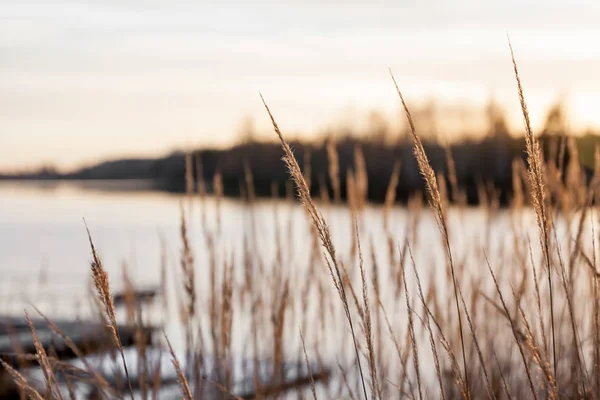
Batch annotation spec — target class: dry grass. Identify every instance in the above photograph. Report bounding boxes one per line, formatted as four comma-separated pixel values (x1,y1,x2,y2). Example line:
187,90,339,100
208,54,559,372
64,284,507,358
5,42,600,400
0,359,44,400
85,222,135,400
261,92,370,400
389,68,470,398
300,329,318,400
165,332,194,400
508,38,557,384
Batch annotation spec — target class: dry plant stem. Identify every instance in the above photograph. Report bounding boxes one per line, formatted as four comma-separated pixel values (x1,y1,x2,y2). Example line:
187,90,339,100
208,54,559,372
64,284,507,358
261,93,369,400
354,146,368,210
185,152,195,195
85,221,135,400
492,350,513,400
195,152,206,198
355,218,380,399
376,299,408,394
368,239,385,397
220,257,235,391
134,313,150,400
565,197,593,388
337,360,359,400
410,252,467,399
180,203,201,390
508,38,556,382
164,332,194,400
327,139,341,204
406,243,446,400
152,353,163,400
528,240,549,364
25,312,63,400
214,171,223,233
456,284,495,399
180,204,196,319
300,330,318,400
399,339,414,396
551,221,589,394
484,253,539,400
591,213,600,395
515,301,557,399
445,145,461,205
389,69,469,398
400,246,423,400
383,160,401,231
411,309,467,400
33,307,115,397
0,359,44,400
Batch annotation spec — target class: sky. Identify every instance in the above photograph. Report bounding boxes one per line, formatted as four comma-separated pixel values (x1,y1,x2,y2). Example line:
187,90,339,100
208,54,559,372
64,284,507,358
2,0,600,170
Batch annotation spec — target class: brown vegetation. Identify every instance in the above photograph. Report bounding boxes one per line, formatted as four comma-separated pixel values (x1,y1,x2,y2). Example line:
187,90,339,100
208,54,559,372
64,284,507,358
4,44,600,400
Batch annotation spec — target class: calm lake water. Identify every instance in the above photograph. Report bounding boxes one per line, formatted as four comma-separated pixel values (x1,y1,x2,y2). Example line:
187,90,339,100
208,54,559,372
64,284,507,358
0,180,527,307
1,180,588,396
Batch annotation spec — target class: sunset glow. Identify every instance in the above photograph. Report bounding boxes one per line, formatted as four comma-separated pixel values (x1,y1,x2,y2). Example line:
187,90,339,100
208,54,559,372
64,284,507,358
2,1,600,169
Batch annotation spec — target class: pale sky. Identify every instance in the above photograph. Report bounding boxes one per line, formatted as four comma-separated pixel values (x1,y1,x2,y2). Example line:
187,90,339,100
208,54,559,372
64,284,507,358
2,0,600,170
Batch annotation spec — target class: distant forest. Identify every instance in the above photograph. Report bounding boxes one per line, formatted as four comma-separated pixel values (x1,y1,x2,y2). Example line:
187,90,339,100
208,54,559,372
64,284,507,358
3,102,599,205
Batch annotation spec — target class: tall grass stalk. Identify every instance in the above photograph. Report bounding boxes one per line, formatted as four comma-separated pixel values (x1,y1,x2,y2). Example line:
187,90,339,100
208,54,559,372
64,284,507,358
85,221,135,400
261,93,369,400
389,69,470,398
508,38,557,382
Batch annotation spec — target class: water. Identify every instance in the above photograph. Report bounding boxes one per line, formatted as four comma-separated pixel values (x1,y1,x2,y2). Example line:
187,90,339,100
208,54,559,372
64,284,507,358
0,180,518,312
1,180,589,397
